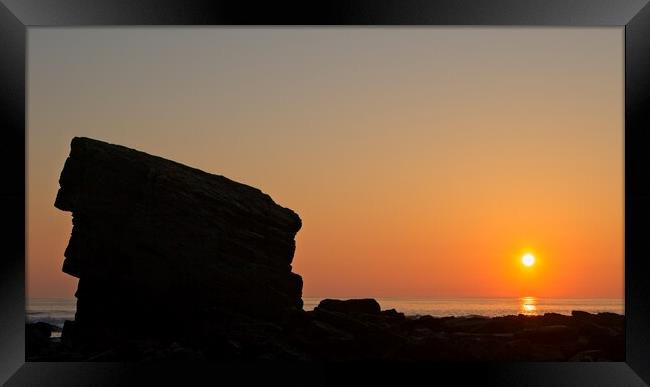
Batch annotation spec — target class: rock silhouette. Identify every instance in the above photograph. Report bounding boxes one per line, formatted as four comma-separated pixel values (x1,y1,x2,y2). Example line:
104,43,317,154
54,137,303,352
314,298,381,315
27,306,625,362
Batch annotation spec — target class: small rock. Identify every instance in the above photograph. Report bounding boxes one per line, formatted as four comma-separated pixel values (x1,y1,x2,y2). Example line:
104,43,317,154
314,299,381,315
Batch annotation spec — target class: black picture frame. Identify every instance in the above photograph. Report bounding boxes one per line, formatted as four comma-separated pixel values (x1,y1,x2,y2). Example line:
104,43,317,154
1,0,649,385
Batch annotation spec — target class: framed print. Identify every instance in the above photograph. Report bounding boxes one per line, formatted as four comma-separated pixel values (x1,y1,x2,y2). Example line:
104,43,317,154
1,0,650,385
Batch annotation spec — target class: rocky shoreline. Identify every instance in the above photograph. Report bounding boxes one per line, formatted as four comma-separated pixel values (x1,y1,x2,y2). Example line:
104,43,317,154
26,299,624,362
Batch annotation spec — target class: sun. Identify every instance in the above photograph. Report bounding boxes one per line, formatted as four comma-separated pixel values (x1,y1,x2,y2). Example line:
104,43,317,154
522,253,535,267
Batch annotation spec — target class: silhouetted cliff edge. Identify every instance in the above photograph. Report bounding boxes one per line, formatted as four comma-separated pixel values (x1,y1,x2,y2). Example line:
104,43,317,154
53,137,303,353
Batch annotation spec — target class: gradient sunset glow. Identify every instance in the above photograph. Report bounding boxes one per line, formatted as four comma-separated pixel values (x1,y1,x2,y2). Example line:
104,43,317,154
28,27,623,300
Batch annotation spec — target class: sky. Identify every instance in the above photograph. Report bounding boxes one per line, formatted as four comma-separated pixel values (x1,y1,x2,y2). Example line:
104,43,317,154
28,27,623,299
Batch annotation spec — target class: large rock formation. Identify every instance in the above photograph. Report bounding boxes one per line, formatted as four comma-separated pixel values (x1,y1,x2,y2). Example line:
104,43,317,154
55,137,303,351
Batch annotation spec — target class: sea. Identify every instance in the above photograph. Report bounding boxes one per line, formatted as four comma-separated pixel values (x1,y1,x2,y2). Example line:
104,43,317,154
28,296,624,334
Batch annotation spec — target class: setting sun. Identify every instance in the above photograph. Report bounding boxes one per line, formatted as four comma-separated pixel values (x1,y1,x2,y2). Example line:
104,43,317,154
522,253,536,267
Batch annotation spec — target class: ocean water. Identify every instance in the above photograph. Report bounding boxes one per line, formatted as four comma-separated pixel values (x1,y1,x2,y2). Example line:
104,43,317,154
27,297,624,330
304,297,624,317
27,298,77,337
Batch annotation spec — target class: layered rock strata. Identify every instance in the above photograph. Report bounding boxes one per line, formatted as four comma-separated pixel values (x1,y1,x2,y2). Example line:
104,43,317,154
55,137,303,351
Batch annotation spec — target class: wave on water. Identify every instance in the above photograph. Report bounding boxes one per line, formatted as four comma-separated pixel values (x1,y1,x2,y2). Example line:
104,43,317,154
26,314,67,330
27,298,76,329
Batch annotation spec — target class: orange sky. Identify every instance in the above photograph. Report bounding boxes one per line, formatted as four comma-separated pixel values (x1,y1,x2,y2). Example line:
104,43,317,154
27,27,623,299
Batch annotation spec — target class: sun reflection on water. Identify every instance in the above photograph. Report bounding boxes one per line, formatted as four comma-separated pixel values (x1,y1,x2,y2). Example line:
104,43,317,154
520,296,538,316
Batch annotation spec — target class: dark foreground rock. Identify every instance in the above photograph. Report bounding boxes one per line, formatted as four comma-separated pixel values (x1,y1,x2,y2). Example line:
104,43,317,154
28,305,624,362
53,137,302,354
